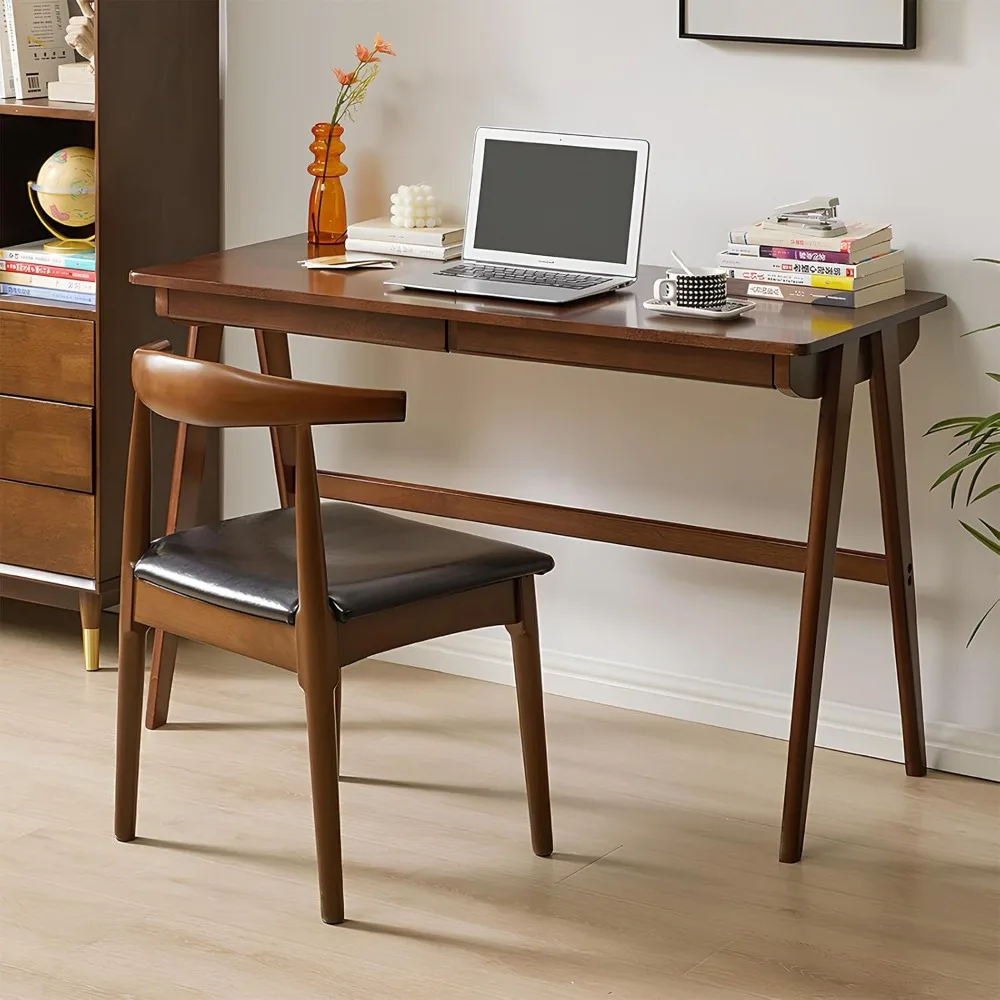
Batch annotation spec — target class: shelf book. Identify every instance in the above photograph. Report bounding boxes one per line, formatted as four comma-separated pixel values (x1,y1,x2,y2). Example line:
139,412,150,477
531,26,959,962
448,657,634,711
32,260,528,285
2,0,71,100
0,0,221,671
0,2,14,98
1,238,96,302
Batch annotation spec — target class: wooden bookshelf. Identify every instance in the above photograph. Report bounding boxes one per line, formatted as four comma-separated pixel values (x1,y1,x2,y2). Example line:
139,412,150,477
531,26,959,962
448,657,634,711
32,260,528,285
0,1,221,670
0,97,95,121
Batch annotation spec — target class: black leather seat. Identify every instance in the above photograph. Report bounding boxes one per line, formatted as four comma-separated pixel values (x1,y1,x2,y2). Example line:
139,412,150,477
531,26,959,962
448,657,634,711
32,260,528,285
134,501,555,624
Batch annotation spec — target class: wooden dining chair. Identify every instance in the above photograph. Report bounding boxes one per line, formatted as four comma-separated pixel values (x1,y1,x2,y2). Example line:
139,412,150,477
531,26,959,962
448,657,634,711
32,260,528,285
115,342,554,924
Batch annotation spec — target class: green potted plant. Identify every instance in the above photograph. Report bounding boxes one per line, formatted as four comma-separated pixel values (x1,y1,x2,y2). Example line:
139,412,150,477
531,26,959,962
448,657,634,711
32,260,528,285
926,258,1000,643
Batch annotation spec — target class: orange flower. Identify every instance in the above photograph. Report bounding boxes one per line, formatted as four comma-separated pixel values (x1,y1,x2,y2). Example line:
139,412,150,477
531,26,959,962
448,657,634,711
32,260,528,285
355,43,378,63
334,67,355,86
373,33,396,56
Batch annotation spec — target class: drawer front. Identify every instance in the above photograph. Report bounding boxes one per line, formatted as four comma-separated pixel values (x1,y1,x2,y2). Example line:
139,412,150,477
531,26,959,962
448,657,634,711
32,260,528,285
0,309,95,405
0,480,95,578
0,395,93,492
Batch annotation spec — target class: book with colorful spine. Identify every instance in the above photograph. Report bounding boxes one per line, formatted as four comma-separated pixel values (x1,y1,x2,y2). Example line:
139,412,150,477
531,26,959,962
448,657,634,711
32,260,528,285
2,238,96,271
0,282,95,305
724,241,891,265
0,268,96,297
726,276,905,309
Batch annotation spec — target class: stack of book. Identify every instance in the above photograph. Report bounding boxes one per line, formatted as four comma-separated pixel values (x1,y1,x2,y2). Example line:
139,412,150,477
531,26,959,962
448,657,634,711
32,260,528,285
0,239,96,305
2,1,73,101
345,217,464,261
720,221,904,309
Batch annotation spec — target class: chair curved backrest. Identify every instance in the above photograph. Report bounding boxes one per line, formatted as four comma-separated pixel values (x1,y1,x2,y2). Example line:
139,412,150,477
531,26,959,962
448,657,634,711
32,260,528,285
121,342,408,664
132,344,406,428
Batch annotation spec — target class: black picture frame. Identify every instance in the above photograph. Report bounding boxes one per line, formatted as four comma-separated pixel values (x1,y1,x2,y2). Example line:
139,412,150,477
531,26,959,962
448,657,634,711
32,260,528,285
679,0,918,51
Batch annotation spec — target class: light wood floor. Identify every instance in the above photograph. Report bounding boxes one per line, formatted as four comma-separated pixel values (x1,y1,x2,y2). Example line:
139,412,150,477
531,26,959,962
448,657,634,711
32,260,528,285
1,601,997,999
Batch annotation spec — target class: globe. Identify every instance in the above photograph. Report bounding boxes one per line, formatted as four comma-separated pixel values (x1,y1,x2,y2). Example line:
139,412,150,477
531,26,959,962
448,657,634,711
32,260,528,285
28,146,96,246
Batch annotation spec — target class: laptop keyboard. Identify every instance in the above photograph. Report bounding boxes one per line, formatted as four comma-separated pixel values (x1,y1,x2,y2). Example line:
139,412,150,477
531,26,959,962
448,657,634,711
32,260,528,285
436,263,607,289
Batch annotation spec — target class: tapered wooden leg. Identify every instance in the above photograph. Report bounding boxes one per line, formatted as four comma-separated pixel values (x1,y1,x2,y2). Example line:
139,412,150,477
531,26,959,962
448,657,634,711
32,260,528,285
115,626,148,841
506,576,553,858
255,329,296,507
303,676,345,924
78,591,102,672
146,324,224,730
870,324,927,777
781,339,860,864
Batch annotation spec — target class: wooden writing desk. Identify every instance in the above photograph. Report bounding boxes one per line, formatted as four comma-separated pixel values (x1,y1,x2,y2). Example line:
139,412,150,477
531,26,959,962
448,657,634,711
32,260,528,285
132,234,948,863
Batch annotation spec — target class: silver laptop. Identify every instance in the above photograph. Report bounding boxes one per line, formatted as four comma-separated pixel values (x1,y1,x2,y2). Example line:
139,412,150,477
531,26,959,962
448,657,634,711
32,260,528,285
387,127,649,305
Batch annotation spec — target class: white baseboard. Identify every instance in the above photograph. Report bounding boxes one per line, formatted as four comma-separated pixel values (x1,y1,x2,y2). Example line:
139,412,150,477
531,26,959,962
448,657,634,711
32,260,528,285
378,634,999,783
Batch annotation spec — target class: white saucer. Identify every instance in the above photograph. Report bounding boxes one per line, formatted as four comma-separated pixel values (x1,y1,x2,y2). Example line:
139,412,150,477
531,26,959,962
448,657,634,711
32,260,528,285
642,298,756,321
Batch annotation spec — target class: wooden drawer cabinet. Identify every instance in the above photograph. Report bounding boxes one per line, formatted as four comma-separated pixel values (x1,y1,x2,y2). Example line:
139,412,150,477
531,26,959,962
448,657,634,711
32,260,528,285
0,395,94,492
0,309,95,406
0,480,95,578
0,0,220,670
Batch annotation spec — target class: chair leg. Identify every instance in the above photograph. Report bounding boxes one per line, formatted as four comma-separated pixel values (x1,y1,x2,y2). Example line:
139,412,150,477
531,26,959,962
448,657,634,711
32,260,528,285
334,678,343,769
146,323,224,731
303,675,345,924
115,626,148,842
506,576,553,858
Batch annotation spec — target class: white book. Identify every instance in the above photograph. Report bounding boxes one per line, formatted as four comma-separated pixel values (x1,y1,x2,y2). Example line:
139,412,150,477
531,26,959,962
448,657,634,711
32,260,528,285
344,237,462,261
4,0,71,100
346,217,465,247
1,2,15,98
47,76,93,102
58,58,89,82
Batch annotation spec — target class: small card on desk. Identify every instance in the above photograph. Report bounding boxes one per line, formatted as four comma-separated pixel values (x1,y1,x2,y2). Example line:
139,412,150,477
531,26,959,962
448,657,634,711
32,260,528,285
299,255,396,271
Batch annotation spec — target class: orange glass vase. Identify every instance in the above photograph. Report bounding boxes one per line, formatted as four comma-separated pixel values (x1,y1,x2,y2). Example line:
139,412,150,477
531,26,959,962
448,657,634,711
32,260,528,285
307,123,348,248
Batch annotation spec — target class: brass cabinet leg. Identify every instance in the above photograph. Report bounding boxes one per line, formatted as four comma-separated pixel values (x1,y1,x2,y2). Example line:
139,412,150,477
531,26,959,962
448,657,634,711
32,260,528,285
79,591,102,672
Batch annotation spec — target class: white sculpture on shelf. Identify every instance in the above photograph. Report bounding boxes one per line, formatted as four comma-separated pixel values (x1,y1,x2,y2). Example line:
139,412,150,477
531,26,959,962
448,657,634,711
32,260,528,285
390,184,441,229
66,0,96,71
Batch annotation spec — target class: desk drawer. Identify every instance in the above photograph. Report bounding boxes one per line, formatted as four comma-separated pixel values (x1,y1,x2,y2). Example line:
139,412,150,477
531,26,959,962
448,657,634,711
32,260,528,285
450,322,776,388
0,480,95,578
0,396,93,492
0,309,95,405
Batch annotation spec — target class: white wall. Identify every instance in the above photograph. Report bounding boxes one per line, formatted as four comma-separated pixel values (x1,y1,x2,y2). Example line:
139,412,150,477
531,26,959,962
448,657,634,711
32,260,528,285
223,0,999,777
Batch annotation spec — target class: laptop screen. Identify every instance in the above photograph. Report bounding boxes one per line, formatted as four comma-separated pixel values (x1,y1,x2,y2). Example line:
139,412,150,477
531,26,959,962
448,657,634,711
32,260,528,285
472,139,638,265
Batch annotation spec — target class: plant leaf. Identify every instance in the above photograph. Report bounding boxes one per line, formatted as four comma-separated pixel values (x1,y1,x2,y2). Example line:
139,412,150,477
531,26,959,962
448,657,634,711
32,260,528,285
926,416,980,435
962,322,1000,337
967,598,1000,647
931,444,1000,491
989,373,1000,383
973,258,1000,264
959,520,1000,556
984,521,1000,545
971,482,1000,503
948,428,995,456
969,413,1000,437
966,453,996,505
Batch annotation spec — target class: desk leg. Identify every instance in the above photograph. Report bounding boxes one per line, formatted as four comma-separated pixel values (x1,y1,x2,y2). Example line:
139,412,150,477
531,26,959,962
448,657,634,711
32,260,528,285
781,339,859,863
146,324,224,730
255,329,296,507
870,324,927,777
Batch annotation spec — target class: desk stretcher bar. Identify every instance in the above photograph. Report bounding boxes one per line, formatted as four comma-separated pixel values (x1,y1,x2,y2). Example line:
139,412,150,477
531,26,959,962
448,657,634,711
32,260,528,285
317,471,889,586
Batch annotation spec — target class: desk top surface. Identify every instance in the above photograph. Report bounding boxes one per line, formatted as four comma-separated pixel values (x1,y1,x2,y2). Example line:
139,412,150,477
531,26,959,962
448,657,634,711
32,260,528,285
131,235,948,357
